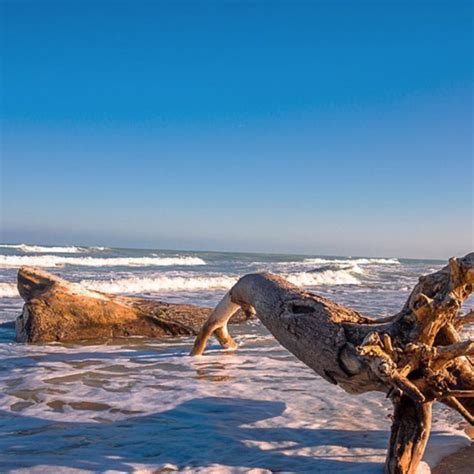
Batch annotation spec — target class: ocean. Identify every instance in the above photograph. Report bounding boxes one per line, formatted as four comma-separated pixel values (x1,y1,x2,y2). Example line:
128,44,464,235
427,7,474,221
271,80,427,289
0,244,471,473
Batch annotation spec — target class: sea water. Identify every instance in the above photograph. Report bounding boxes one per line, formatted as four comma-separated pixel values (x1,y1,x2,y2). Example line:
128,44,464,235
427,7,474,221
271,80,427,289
0,244,471,473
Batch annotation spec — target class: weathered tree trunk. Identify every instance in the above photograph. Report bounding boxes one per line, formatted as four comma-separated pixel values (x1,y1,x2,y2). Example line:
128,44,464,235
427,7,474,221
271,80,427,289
385,396,432,474
192,253,474,473
16,266,250,343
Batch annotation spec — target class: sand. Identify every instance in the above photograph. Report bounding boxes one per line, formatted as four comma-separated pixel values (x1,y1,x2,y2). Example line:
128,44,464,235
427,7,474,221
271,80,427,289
432,444,473,474
432,425,473,474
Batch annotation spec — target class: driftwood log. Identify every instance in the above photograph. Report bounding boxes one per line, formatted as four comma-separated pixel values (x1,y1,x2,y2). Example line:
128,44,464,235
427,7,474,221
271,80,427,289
16,266,250,343
192,253,474,474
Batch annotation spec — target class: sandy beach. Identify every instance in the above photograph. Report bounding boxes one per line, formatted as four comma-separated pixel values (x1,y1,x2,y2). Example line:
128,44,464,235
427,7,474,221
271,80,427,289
433,445,473,474
431,425,473,473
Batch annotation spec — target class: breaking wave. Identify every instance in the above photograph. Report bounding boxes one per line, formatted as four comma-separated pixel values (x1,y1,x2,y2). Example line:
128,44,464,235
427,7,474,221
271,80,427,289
0,244,86,253
0,260,365,299
82,275,238,294
0,255,206,268
286,269,361,286
0,264,363,298
81,266,362,295
307,263,365,275
303,257,399,265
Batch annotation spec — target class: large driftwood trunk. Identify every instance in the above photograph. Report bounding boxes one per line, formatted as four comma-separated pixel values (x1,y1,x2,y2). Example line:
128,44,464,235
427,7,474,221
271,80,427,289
192,253,474,474
16,266,250,343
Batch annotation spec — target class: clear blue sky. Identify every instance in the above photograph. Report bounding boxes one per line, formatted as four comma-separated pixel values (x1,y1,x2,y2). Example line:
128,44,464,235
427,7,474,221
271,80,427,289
1,0,472,258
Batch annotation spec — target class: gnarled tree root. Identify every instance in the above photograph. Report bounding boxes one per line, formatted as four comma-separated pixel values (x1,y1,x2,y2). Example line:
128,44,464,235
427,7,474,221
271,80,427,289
191,253,474,474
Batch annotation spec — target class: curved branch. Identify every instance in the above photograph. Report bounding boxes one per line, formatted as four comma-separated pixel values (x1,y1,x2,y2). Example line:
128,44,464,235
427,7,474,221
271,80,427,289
191,292,240,355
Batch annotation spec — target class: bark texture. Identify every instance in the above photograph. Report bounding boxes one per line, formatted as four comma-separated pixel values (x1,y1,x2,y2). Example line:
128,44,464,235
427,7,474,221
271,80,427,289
192,253,474,474
16,266,250,343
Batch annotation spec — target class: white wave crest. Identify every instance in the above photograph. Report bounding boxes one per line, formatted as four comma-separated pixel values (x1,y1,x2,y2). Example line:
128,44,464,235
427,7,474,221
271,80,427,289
286,269,361,286
0,255,206,268
303,257,399,265
0,244,85,253
0,265,362,299
82,275,238,294
0,283,19,298
81,266,361,295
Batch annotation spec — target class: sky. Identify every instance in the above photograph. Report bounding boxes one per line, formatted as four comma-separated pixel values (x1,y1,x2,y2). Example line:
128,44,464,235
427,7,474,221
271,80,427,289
0,0,472,259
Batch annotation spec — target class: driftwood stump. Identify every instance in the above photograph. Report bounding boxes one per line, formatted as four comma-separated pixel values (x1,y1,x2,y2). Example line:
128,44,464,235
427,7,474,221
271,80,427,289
192,253,474,474
15,266,250,343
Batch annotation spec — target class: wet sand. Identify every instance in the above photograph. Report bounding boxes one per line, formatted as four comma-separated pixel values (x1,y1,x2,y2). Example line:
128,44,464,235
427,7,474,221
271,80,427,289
433,426,473,474
432,443,473,474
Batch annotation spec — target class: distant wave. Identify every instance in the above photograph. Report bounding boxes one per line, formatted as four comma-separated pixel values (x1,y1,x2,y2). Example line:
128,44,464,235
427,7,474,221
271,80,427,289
0,283,18,298
0,255,206,268
307,262,365,275
302,257,399,265
286,269,361,286
266,257,399,273
0,244,86,253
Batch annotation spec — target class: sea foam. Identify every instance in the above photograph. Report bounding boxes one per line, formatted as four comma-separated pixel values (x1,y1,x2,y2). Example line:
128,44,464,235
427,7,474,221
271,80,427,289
0,332,467,474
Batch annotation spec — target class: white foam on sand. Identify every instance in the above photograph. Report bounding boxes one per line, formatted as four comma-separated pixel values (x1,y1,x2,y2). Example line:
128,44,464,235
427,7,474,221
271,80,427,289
0,255,207,268
0,330,469,473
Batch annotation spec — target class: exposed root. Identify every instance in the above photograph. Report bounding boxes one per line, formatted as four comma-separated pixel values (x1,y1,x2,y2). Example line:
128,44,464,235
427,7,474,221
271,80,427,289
454,309,474,330
443,396,474,424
